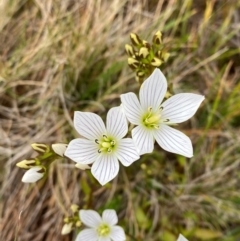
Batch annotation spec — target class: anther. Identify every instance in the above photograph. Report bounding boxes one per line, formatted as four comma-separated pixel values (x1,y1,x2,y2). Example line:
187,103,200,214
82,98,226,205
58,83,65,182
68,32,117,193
159,106,163,110
164,119,170,122
98,149,101,153
95,139,99,144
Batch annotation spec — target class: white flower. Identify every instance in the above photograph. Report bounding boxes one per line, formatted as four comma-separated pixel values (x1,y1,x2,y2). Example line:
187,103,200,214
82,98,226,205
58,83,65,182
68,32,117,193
76,209,126,241
22,166,44,183
120,68,205,157
177,234,188,241
75,163,91,170
65,107,140,185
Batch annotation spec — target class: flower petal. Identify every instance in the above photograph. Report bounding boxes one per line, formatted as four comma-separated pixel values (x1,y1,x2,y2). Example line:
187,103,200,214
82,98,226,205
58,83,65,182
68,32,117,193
161,93,205,123
51,143,68,157
65,138,98,164
79,210,102,228
139,68,167,112
74,111,106,140
110,226,126,241
120,92,143,125
102,210,118,226
99,237,111,241
22,167,44,183
177,234,188,241
75,163,91,170
132,126,154,155
107,107,128,139
116,138,140,166
91,154,119,185
76,228,98,241
154,124,193,157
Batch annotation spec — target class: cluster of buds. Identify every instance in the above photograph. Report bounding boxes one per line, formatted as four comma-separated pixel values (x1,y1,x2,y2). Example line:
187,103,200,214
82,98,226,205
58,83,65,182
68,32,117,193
126,31,170,83
61,204,82,235
16,143,67,183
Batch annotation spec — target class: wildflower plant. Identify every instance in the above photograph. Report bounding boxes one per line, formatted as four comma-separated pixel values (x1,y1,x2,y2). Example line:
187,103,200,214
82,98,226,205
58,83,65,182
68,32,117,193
15,31,205,240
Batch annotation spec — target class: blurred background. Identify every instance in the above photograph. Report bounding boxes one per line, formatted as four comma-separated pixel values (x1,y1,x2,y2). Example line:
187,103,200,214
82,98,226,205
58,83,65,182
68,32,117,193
1,0,240,240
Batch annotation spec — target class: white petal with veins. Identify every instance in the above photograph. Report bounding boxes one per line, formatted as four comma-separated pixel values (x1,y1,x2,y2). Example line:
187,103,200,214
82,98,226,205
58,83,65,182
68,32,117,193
74,111,106,140
132,126,154,155
79,210,102,228
120,92,143,125
161,93,205,123
107,107,128,139
91,154,119,186
102,210,118,226
116,138,139,166
65,139,98,164
139,68,167,112
154,124,193,157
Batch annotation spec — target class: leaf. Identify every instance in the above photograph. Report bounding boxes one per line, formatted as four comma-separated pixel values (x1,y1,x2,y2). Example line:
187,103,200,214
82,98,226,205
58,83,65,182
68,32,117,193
194,228,222,240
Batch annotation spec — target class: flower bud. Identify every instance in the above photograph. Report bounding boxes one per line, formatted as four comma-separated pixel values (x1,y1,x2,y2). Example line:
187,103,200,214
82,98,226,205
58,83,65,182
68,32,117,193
51,143,68,157
125,44,134,56
16,159,36,169
139,47,149,58
136,70,145,77
61,223,72,235
151,57,162,67
22,166,44,183
162,52,170,62
70,204,79,213
128,57,139,69
75,163,91,170
76,220,82,227
31,143,49,154
130,33,142,47
152,31,162,45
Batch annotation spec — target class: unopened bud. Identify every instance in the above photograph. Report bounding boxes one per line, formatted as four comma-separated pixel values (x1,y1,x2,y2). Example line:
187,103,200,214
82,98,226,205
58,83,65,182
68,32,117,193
16,159,36,169
70,204,79,213
152,31,162,45
125,44,134,56
75,163,91,170
162,52,170,62
61,223,72,235
142,41,151,49
139,47,149,58
76,220,82,228
136,71,145,77
128,57,139,69
22,166,44,183
31,143,49,154
130,33,142,47
151,57,162,67
51,143,68,157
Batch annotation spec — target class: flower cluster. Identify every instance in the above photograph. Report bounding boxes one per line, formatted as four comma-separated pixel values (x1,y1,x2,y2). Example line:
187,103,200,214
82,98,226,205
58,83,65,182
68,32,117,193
126,31,170,83
65,68,204,186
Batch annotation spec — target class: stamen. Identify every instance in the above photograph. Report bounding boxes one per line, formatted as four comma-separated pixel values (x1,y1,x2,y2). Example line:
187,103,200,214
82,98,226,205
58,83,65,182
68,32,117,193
159,106,163,110
164,119,170,122
107,148,112,153
98,149,101,153
95,139,99,144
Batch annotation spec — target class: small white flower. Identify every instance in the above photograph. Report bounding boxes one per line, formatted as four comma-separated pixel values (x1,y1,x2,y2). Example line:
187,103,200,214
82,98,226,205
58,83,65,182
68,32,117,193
177,234,188,241
76,209,126,241
22,166,44,183
120,68,205,157
51,143,68,157
75,163,91,170
65,107,140,185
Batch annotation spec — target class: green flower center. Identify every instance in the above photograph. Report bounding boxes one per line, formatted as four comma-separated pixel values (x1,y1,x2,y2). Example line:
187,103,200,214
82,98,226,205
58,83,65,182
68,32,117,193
95,135,116,154
142,107,168,129
97,223,111,237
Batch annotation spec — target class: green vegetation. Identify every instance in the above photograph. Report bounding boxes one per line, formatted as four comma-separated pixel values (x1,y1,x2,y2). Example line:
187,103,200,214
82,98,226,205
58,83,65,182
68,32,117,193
0,0,240,240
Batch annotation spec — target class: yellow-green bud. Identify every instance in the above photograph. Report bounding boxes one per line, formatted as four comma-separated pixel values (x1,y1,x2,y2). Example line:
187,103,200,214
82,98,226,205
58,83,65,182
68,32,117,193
125,44,134,56
128,57,139,69
136,71,145,77
151,57,162,67
16,159,36,169
76,220,82,228
162,52,170,62
64,217,69,223
130,33,142,46
139,47,149,58
70,204,79,213
31,143,49,153
152,31,162,45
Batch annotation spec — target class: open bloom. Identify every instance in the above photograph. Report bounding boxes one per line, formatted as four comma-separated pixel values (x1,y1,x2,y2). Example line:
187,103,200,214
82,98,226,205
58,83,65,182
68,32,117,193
120,68,204,157
65,107,139,185
22,166,44,183
177,234,188,241
77,209,126,241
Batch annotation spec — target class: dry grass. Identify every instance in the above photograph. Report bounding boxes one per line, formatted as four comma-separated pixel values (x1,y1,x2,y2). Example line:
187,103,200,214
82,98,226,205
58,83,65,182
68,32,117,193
1,0,240,240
